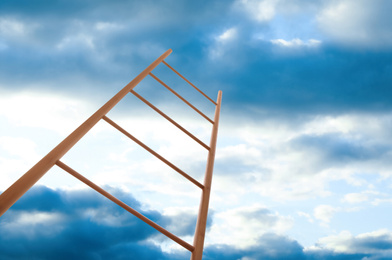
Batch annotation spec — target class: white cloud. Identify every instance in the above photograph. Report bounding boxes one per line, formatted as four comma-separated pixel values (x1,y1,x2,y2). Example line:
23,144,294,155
271,38,321,48
0,90,93,135
308,230,353,253
317,0,392,48
314,204,338,224
2,211,66,238
0,136,39,162
342,192,369,204
15,211,65,226
0,136,42,190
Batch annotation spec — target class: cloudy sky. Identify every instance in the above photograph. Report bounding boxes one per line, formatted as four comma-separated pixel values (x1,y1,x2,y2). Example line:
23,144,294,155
1,0,392,259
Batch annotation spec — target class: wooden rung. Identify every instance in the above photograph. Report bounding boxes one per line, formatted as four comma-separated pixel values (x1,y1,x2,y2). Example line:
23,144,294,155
101,115,204,190
130,90,210,150
162,60,217,106
149,72,214,124
55,160,195,252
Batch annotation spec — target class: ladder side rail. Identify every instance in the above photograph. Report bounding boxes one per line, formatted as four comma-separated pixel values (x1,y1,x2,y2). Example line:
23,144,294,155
55,160,195,252
149,73,214,124
0,49,172,217
130,90,210,150
102,116,204,190
162,60,217,105
191,91,222,260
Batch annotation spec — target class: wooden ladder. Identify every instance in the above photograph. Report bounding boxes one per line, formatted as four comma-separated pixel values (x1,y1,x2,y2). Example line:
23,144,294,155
0,49,222,260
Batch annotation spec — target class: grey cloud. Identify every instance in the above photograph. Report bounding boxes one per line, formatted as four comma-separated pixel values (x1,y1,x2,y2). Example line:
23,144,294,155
350,232,392,253
0,185,196,260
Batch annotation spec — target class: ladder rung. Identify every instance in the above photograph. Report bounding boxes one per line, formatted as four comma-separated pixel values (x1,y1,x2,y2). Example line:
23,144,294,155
130,90,210,150
162,60,217,106
102,115,204,189
149,72,214,124
55,160,195,252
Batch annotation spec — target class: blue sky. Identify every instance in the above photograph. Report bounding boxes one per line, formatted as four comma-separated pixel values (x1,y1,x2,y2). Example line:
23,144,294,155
1,0,392,259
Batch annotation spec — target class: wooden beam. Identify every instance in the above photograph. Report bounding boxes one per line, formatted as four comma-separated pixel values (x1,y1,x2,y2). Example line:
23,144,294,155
191,90,222,260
